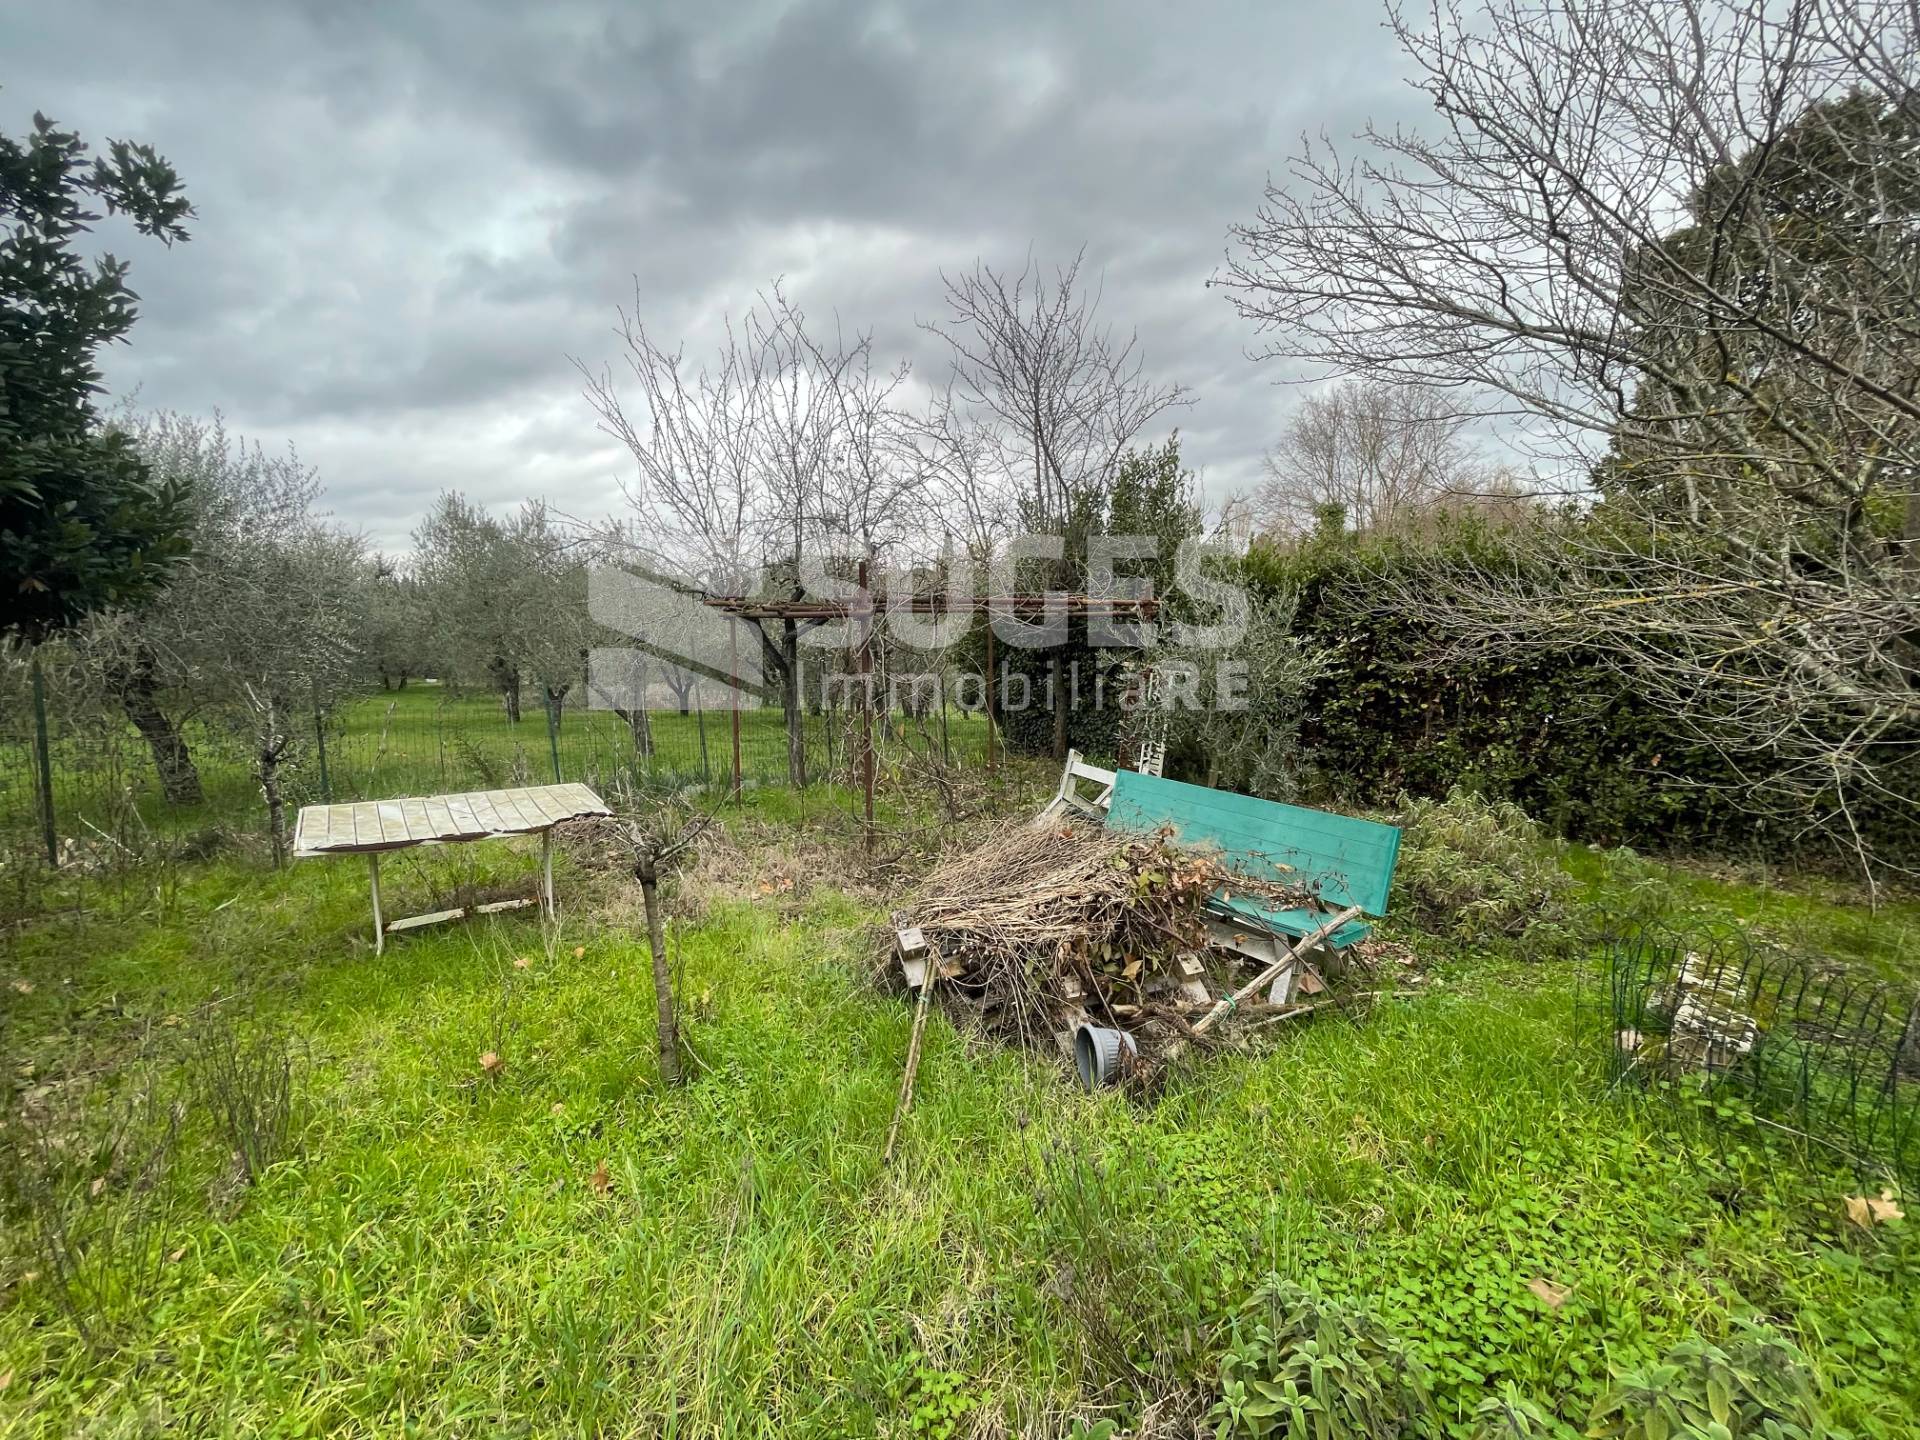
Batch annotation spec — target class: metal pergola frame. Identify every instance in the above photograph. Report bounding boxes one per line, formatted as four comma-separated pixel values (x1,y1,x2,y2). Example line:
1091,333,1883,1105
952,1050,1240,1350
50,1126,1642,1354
699,574,1161,850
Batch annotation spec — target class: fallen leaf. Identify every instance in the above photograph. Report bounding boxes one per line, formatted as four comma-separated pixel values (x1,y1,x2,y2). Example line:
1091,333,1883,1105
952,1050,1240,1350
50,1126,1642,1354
589,1160,611,1195
0,1369,10,1391
10,980,32,995
1527,1277,1571,1309
89,1175,107,1197
168,1247,186,1264
756,881,774,895
479,1051,504,1076
513,956,531,970
572,946,586,959
1848,1189,1904,1227
1120,958,1143,980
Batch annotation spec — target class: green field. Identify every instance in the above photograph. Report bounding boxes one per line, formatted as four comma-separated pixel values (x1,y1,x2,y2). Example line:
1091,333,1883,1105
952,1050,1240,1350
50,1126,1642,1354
0,764,1916,1437
1,684,994,871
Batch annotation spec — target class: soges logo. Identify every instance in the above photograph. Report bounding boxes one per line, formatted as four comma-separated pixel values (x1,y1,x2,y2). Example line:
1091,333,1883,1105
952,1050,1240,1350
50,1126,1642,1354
585,535,1253,715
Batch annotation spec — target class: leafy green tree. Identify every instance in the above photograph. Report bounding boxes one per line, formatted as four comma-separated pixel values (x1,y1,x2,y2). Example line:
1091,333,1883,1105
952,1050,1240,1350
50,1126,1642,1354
1,106,194,644
995,436,1203,761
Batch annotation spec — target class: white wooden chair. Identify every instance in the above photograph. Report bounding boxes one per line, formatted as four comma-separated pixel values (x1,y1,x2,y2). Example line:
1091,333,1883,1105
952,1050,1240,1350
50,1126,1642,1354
1033,749,1119,827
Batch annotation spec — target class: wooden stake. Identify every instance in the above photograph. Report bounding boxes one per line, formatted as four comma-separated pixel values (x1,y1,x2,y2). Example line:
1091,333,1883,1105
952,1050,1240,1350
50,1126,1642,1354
884,952,938,1166
858,559,875,853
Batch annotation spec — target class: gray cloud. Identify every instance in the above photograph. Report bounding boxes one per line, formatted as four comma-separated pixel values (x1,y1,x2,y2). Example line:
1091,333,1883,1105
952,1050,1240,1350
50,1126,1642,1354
6,0,1424,548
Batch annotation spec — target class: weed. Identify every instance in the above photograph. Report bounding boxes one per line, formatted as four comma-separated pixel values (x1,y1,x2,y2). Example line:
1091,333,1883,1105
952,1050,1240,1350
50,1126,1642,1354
1586,1317,1834,1439
1209,1277,1432,1439
1389,788,1578,953
188,1009,308,1189
1031,1144,1213,1410
3,1076,185,1346
881,1349,980,1440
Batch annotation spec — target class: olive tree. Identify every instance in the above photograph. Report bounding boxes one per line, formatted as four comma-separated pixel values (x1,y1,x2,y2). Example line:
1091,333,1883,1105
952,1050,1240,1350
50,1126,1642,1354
89,413,363,858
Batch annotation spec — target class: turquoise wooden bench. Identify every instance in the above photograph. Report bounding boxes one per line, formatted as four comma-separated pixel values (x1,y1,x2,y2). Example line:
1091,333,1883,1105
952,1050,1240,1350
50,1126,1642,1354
1104,770,1400,954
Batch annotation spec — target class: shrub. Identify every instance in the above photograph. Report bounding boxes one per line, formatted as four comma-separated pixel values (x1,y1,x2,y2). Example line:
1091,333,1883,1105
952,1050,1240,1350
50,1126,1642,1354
1208,1278,1432,1439
1388,787,1578,953
1585,1319,1835,1440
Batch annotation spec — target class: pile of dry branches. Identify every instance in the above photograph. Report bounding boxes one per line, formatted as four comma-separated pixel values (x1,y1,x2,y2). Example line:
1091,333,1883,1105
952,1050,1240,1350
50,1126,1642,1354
898,821,1316,1053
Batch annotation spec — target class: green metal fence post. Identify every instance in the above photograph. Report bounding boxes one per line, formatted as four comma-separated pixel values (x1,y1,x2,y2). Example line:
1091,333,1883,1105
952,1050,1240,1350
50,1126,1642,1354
30,652,57,868
314,708,332,802
546,691,563,783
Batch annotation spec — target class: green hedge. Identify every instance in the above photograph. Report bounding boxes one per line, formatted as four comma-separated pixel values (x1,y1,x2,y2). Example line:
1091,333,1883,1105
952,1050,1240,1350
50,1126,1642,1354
1231,530,1917,864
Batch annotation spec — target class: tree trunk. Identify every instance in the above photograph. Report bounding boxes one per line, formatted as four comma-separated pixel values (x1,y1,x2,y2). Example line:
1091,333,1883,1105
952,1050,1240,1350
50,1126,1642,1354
259,725,288,868
490,657,522,722
622,705,654,758
110,653,203,805
635,849,681,1087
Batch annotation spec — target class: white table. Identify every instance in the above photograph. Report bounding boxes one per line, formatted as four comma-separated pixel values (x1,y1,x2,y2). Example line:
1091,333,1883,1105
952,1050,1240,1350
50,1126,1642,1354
293,783,612,952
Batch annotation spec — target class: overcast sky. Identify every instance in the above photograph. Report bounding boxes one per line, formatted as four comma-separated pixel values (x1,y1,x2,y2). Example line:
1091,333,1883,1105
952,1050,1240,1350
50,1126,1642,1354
10,0,1425,551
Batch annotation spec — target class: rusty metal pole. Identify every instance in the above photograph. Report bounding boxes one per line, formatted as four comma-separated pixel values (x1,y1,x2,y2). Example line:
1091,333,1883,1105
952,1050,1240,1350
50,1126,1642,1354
728,617,743,797
857,559,875,853
983,609,997,776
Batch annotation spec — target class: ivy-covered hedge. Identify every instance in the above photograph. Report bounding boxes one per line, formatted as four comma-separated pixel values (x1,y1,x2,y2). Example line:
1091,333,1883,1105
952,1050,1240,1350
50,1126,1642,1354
1231,530,1917,864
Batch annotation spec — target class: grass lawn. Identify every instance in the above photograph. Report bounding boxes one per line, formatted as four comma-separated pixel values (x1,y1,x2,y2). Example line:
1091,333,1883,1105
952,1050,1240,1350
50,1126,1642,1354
1,771,1916,1437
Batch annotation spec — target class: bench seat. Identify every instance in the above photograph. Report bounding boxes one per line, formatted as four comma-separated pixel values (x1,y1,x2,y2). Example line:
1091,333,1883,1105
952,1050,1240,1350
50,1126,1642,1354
1105,770,1399,954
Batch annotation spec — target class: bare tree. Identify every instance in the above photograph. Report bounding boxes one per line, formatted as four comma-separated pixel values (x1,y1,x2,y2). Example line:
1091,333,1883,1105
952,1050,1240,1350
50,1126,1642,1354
922,250,1193,757
1255,380,1486,537
581,283,921,786
1221,0,1920,869
923,249,1191,536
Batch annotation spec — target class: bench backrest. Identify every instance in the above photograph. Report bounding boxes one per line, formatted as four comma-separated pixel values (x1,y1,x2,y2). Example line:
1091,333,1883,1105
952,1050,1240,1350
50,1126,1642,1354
1104,770,1400,916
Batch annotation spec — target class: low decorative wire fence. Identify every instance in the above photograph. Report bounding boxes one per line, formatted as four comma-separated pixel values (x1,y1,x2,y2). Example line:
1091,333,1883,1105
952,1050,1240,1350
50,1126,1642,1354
1603,914,1920,1189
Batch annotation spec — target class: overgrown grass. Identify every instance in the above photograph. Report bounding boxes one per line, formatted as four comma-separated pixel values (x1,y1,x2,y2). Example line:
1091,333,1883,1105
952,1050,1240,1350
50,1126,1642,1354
1,778,1915,1437
1564,842,1920,982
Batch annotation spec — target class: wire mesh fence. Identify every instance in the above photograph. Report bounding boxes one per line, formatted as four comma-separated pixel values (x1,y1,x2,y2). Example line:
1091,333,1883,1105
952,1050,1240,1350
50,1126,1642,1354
0,682,996,875
1603,913,1920,1189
